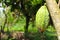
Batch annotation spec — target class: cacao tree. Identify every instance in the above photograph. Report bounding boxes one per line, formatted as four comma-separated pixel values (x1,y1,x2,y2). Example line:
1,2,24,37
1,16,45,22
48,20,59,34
3,0,45,39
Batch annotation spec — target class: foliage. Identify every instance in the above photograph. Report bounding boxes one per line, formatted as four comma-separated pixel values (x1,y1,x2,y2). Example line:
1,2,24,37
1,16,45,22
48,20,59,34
30,0,44,6
56,0,59,3
0,0,2,2
5,6,14,24
0,0,58,40
3,0,45,12
0,7,5,26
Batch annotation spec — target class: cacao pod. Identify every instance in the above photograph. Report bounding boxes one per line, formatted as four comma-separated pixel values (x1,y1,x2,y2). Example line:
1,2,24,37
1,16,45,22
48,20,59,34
36,5,49,32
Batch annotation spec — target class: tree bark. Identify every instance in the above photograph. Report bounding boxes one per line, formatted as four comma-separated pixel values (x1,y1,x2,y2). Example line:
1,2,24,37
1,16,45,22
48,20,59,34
58,0,60,8
46,0,60,40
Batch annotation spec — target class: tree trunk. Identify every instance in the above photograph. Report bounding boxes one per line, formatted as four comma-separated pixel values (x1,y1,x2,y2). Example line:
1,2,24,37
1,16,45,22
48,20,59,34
46,0,60,40
24,16,30,40
58,0,60,8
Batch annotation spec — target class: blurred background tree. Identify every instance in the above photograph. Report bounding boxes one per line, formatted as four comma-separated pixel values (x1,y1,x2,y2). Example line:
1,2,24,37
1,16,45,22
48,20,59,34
0,0,60,40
